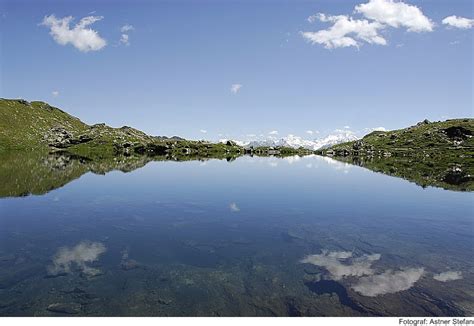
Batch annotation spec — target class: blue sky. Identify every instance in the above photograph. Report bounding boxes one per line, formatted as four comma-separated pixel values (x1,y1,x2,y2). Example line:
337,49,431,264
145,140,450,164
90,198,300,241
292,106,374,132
1,0,472,141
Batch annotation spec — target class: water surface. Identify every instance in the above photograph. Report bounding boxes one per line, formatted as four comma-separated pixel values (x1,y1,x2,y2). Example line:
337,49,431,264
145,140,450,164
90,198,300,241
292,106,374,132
0,155,472,316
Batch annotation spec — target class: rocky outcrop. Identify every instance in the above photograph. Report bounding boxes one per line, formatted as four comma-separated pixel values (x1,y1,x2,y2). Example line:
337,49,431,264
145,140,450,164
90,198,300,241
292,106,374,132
44,127,92,148
443,126,472,141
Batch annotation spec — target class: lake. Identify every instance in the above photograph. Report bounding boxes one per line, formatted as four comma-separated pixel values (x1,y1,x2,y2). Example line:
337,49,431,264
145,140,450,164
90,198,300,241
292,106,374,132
0,154,472,316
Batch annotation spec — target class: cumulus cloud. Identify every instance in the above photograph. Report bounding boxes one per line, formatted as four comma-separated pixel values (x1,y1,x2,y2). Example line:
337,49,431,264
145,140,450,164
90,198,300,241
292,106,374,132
229,202,240,212
301,250,381,280
352,268,424,296
334,128,356,135
301,14,386,49
200,129,207,134
365,126,387,132
355,0,434,32
119,24,134,46
120,34,130,46
47,241,106,276
307,14,319,23
306,130,314,135
442,16,474,29
433,271,463,282
284,155,301,164
41,14,107,52
268,130,279,135
230,84,242,94
52,90,59,97
302,249,427,297
302,0,434,49
120,24,134,32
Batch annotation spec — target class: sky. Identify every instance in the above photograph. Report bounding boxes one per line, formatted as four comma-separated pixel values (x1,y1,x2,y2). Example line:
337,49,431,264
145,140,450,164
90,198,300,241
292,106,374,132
0,0,473,141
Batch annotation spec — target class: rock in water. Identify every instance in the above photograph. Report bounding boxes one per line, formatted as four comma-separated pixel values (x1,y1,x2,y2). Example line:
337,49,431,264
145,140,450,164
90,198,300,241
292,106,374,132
121,259,140,271
46,303,81,314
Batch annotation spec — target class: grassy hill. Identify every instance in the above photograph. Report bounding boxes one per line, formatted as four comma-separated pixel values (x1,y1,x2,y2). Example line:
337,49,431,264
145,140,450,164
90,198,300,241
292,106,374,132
318,119,474,191
319,119,474,158
0,99,171,157
0,99,88,151
0,98,311,160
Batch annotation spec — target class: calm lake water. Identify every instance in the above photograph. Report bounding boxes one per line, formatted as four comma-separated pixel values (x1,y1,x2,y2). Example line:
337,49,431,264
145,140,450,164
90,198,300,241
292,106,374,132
0,155,473,316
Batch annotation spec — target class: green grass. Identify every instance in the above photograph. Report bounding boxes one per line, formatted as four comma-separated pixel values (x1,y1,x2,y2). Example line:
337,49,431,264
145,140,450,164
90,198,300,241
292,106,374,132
0,99,88,152
323,119,474,157
319,119,474,191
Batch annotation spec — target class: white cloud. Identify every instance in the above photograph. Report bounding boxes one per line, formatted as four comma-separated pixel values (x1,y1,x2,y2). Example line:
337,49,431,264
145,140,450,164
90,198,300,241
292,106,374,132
306,130,319,135
200,129,207,134
355,0,434,32
433,271,463,282
284,155,301,164
52,90,59,97
120,24,134,32
230,84,242,94
352,268,424,296
301,250,381,280
365,126,387,132
119,24,134,46
229,202,240,212
41,14,107,52
334,128,356,134
120,34,129,46
47,241,106,276
442,16,474,29
344,125,350,129
307,14,319,23
302,0,434,49
301,14,386,49
268,130,279,135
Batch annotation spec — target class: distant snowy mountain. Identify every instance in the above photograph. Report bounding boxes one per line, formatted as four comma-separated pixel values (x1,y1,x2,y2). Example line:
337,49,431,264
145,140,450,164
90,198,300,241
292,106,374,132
220,130,359,150
310,131,360,149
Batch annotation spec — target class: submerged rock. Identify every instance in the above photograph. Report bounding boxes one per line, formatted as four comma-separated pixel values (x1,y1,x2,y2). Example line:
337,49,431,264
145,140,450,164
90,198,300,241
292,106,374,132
157,298,172,305
78,266,105,279
120,247,141,271
0,254,16,262
45,272,68,278
46,303,81,315
121,259,140,271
